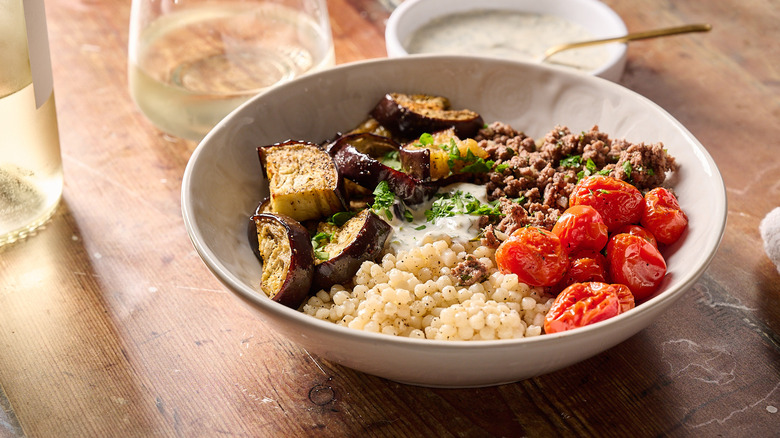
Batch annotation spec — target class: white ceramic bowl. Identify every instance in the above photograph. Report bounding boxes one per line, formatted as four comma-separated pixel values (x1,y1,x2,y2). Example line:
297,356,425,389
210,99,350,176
182,55,726,388
385,0,628,82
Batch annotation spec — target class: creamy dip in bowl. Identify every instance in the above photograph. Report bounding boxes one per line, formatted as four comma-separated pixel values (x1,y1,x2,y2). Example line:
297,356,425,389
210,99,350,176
386,0,628,82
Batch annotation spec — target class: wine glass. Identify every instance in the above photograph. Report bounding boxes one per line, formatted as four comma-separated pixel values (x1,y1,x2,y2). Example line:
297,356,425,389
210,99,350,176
128,0,335,141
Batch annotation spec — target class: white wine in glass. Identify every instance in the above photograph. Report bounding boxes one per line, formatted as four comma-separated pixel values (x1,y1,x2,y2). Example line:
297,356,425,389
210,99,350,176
128,0,335,141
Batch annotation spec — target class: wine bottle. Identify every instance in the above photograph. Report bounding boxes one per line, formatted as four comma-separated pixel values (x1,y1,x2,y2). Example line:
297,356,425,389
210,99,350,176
0,0,63,246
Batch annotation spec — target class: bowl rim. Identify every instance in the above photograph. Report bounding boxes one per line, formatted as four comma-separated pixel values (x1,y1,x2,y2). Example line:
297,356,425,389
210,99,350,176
384,0,629,79
181,54,727,352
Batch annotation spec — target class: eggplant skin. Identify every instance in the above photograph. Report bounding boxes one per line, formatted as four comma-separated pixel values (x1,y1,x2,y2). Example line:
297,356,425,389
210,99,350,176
251,212,315,309
312,210,392,291
369,93,484,140
327,133,438,205
258,141,348,222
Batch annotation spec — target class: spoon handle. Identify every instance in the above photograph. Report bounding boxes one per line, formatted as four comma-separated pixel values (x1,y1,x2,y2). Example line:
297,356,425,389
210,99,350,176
542,23,712,60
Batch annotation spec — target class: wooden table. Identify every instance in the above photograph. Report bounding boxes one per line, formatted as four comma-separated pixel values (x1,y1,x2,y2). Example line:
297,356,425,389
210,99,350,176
2,0,778,436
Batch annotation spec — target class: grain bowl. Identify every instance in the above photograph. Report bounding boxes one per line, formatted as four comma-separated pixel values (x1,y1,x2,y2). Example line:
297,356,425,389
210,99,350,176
181,55,725,387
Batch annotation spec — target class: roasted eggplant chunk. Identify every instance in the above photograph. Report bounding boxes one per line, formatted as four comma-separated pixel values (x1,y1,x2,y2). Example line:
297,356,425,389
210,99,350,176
251,212,315,309
258,141,347,222
312,209,392,291
248,198,274,262
369,93,484,139
348,117,394,139
400,129,491,181
327,133,438,205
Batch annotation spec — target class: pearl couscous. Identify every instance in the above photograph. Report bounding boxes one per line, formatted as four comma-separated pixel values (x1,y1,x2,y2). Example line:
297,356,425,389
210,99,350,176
301,235,554,340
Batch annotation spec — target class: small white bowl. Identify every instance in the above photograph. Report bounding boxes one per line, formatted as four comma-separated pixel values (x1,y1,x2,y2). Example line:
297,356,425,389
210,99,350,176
386,0,628,82
182,55,725,388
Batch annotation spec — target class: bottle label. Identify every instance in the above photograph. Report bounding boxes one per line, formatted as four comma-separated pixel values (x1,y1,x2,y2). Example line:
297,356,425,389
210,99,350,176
23,0,54,109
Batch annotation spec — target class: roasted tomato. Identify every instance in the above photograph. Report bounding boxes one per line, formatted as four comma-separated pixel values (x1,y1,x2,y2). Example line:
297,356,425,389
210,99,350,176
607,233,667,301
495,226,568,287
612,224,658,249
552,205,609,253
544,282,623,334
612,283,636,313
554,250,610,293
641,187,688,245
569,175,644,232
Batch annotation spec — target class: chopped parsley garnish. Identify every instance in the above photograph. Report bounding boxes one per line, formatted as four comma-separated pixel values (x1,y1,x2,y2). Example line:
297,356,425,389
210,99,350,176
576,158,610,180
380,150,402,171
415,133,434,146
371,181,395,221
311,231,332,260
370,180,412,222
560,154,582,168
326,211,356,227
459,156,495,173
425,190,501,222
442,140,496,174
622,161,633,180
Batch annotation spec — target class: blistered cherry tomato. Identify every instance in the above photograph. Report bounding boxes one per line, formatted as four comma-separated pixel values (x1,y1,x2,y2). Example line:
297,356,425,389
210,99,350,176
612,283,636,313
607,233,667,301
544,282,622,334
554,250,609,293
613,224,658,249
495,226,568,287
570,175,644,232
552,205,609,253
641,187,688,245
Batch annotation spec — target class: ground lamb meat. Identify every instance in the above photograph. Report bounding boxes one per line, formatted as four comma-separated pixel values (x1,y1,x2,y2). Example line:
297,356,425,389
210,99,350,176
478,123,678,234
451,255,489,287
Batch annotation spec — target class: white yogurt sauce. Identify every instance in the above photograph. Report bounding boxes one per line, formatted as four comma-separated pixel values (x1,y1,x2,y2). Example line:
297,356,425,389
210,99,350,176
387,182,488,253
406,10,610,72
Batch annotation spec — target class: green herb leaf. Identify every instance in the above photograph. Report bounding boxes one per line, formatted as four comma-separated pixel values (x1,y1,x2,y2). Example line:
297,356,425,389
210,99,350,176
560,155,582,168
622,161,632,179
577,158,608,181
371,181,396,221
326,211,356,227
311,232,333,261
379,150,402,171
424,190,501,222
460,156,496,173
414,224,427,231
312,231,332,245
585,158,597,174
418,133,434,146
443,141,496,174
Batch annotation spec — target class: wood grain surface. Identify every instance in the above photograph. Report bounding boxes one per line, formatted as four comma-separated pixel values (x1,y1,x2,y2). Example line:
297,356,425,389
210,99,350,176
1,0,778,436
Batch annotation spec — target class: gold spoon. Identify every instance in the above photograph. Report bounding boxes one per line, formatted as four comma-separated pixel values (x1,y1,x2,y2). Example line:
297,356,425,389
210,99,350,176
541,23,712,62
